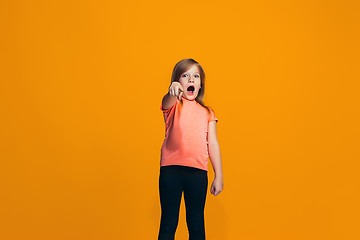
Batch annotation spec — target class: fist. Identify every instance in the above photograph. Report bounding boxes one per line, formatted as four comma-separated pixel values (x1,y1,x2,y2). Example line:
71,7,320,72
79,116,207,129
169,82,184,100
210,177,223,196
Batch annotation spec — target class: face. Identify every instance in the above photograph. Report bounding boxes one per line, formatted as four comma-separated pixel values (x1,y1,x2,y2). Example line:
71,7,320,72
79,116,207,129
178,65,201,101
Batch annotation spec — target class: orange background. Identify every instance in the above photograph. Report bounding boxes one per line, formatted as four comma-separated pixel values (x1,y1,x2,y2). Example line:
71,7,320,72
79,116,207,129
1,1,359,239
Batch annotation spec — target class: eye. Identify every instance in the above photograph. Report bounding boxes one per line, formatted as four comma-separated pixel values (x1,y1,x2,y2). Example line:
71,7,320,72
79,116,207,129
195,74,200,78
182,74,188,77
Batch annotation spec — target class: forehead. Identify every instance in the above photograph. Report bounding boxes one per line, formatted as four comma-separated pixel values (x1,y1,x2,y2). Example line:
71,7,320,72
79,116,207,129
184,65,200,74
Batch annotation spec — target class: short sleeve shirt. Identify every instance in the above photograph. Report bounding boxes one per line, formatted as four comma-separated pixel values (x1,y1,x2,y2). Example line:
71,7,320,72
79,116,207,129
160,98,218,171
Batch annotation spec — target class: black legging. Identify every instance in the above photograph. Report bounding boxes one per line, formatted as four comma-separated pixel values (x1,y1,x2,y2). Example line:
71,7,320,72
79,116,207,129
158,165,208,240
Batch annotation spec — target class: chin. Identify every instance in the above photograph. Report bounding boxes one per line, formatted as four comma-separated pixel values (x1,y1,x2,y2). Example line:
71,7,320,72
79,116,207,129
185,95,197,100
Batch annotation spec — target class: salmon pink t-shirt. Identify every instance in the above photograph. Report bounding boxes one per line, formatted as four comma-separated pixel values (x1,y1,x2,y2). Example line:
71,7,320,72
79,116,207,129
160,97,218,171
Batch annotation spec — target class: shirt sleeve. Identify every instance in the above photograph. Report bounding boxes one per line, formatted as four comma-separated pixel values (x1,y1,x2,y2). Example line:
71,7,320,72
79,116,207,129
208,107,218,123
160,100,177,113
161,100,178,134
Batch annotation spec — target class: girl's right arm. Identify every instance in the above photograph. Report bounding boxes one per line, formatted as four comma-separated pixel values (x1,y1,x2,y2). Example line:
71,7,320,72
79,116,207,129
162,82,183,110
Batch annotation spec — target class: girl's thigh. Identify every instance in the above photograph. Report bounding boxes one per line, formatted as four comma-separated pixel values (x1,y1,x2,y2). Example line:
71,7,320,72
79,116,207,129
159,166,183,212
182,169,208,213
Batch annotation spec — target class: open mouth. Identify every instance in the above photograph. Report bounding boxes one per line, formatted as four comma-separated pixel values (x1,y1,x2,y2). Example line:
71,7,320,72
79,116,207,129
187,86,195,95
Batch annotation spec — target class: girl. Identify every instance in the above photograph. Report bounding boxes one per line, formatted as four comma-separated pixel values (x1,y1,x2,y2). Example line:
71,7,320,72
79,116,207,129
158,58,223,240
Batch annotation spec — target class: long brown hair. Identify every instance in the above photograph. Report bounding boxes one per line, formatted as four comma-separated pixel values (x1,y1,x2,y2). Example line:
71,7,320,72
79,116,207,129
170,58,212,114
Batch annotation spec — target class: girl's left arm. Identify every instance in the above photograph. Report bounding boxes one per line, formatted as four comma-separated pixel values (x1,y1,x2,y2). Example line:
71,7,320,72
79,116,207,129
208,120,223,196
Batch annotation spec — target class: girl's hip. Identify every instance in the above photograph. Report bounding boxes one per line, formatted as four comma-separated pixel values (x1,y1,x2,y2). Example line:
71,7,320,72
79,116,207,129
160,164,207,175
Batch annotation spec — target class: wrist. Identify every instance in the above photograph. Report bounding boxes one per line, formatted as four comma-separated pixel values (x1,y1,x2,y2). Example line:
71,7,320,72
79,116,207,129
215,173,223,178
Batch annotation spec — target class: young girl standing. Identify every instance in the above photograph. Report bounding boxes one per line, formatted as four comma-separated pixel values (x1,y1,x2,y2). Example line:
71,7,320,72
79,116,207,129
158,58,223,240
